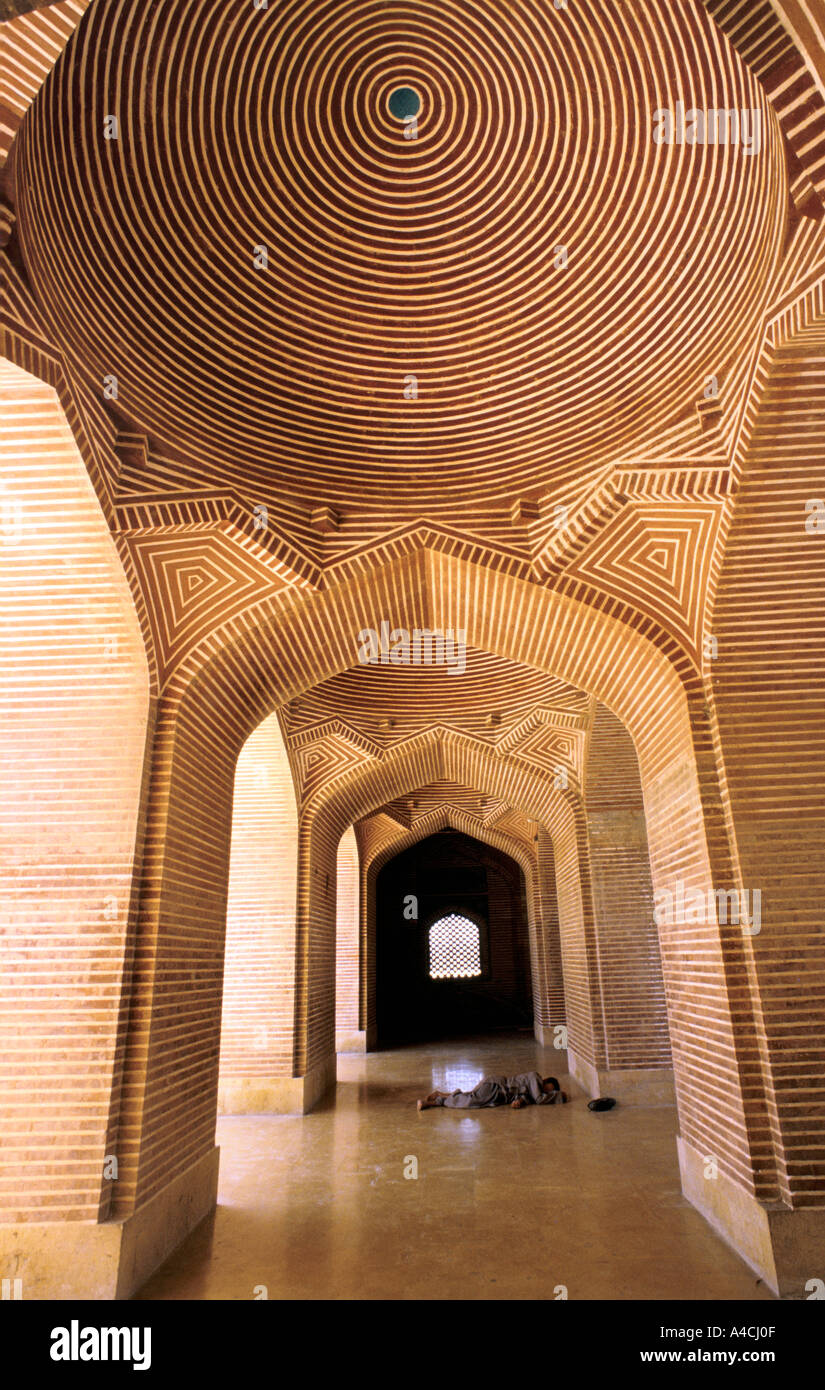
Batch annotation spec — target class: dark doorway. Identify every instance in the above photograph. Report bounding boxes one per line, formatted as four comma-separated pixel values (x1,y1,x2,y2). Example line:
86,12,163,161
376,829,533,1046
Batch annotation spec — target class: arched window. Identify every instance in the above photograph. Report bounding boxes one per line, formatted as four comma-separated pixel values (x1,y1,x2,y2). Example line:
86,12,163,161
428,914,482,980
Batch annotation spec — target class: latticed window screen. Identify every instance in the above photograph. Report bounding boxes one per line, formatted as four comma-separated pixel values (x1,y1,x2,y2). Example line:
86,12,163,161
428,914,482,980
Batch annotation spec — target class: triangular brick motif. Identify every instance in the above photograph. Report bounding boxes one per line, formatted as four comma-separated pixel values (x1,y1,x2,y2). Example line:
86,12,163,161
497,710,585,779
646,545,673,572
565,503,722,660
180,568,210,598
296,733,373,806
301,747,327,771
122,530,290,688
509,725,580,780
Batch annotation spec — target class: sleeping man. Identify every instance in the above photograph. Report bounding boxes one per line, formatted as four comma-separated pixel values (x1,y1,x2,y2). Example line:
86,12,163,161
417,1072,568,1110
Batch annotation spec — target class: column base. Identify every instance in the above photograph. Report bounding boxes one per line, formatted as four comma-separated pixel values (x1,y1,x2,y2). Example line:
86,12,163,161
217,1053,337,1115
0,1146,220,1300
534,1021,568,1050
336,1030,367,1052
567,1046,676,1105
678,1136,825,1298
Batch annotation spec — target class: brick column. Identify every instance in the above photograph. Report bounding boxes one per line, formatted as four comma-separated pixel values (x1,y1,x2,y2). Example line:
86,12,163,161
218,712,302,1112
547,793,609,1085
0,361,151,1296
335,827,363,1050
531,827,567,1047
580,703,674,1103
683,326,825,1294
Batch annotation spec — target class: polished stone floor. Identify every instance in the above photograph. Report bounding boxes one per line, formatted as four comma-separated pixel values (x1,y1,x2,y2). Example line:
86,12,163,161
134,1033,774,1301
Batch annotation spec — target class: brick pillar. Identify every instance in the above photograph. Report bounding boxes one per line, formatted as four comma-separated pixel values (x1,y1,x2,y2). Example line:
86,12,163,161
218,712,301,1112
579,703,674,1103
335,827,363,1050
295,816,338,1096
359,834,379,1050
0,361,151,1295
549,794,609,1084
683,325,825,1294
531,827,566,1048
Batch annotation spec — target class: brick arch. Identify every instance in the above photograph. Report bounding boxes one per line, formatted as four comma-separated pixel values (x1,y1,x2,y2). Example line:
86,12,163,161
1,0,821,1303
294,725,591,1090
170,547,688,737
700,0,825,214
107,546,775,1264
368,816,540,1049
365,805,537,882
298,726,625,1101
305,725,581,834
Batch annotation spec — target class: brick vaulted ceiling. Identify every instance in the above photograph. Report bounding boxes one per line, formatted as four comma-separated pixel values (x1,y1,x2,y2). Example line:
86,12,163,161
281,652,590,806
12,1,786,524
285,655,588,748
2,0,825,704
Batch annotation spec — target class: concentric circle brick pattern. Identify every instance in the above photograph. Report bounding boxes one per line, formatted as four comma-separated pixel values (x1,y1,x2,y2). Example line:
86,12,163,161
17,0,785,511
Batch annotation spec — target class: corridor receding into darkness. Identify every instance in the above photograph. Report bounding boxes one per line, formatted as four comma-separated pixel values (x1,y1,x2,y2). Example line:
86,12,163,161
134,1037,772,1303
2,0,825,1311
376,831,533,1046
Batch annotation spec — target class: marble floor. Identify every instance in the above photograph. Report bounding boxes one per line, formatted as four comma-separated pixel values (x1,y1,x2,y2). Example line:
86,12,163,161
134,1033,774,1301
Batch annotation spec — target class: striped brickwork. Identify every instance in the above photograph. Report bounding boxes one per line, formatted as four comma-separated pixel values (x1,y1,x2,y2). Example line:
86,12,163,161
584,703,672,1072
335,827,360,1042
0,359,149,1221
0,1,89,166
703,0,825,208
709,320,825,1206
0,0,822,1298
218,713,298,1088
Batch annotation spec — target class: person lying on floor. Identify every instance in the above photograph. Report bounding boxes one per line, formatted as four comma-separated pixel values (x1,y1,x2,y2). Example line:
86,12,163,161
417,1072,568,1110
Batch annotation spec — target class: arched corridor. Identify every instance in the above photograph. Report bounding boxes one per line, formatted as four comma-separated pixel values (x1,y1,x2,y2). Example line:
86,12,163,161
375,830,534,1046
1,0,824,1311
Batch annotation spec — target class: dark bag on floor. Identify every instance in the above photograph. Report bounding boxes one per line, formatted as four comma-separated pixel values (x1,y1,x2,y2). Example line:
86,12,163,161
588,1097,616,1111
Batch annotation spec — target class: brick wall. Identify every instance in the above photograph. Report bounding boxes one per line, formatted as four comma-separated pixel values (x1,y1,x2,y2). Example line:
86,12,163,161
584,702,672,1071
710,323,825,1206
218,712,298,1087
0,359,149,1222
